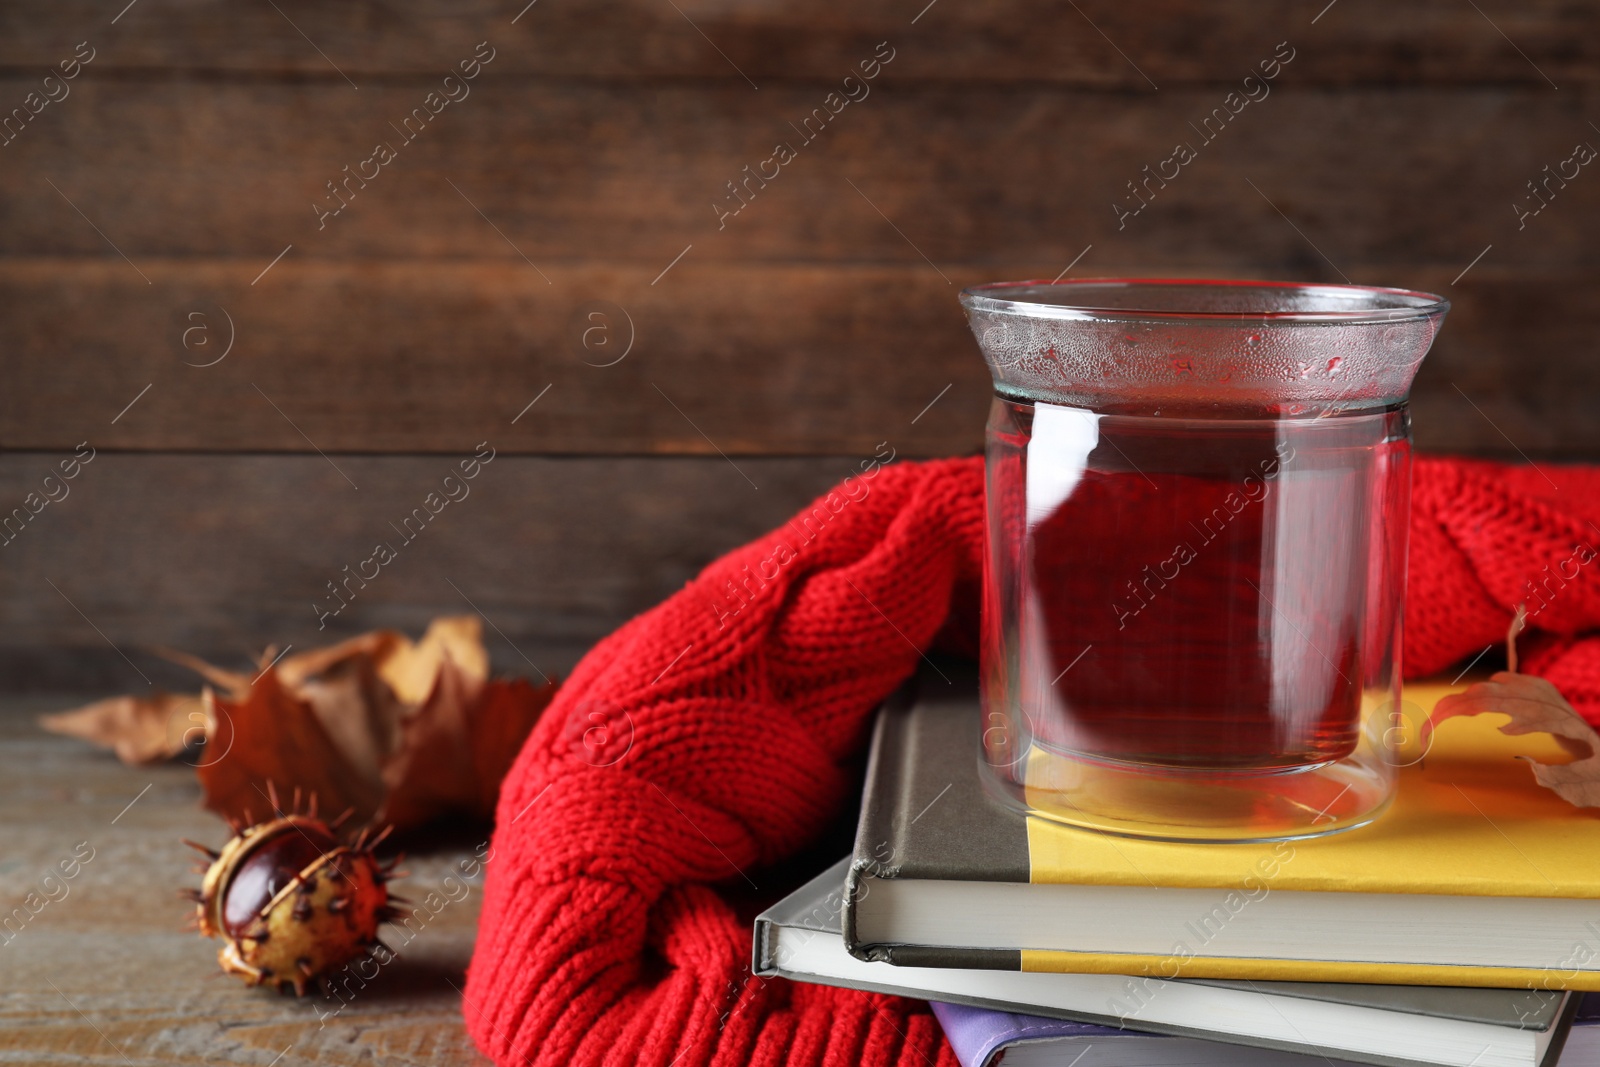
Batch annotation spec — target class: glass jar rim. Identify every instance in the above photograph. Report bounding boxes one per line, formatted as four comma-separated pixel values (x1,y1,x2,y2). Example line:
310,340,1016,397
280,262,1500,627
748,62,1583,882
960,278,1449,325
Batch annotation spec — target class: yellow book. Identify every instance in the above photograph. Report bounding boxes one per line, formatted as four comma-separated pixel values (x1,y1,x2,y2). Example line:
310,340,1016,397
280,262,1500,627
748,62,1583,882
845,672,1600,991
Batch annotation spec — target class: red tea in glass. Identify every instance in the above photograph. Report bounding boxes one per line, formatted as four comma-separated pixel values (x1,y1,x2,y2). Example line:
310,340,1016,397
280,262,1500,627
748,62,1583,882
965,280,1447,841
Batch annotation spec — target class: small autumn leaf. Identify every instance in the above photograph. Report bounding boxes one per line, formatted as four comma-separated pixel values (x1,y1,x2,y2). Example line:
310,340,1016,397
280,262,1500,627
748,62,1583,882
277,617,488,707
378,672,559,828
197,671,380,827
377,615,488,706
1428,672,1600,808
295,651,405,791
1425,603,1600,809
378,656,479,830
39,691,207,764
467,677,559,815
275,629,406,691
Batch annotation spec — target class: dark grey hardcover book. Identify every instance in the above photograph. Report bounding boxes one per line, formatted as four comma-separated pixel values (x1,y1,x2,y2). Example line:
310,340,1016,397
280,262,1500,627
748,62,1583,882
758,857,1579,1067
842,660,1030,970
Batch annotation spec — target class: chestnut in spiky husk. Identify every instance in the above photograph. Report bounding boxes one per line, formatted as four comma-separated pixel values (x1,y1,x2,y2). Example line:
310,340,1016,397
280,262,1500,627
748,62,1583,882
185,805,401,996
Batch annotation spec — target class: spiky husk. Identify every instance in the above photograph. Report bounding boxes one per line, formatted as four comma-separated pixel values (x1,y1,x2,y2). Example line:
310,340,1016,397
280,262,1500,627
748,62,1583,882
191,812,394,996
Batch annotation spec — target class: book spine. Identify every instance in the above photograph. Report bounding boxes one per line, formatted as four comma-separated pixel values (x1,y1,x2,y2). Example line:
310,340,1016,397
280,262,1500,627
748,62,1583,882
843,695,912,961
1537,995,1583,1067
751,918,775,976
879,945,1023,970
1020,949,1600,991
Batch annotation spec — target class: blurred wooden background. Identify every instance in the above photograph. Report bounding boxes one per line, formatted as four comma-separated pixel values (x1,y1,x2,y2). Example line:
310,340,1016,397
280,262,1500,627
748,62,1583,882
2,0,1597,693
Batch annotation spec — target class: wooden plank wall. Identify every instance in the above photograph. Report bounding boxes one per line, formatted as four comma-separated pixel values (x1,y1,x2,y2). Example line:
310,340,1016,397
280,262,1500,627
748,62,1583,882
2,0,1596,692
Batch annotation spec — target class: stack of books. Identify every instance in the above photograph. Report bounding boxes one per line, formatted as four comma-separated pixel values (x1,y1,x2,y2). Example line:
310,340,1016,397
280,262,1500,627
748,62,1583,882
753,663,1600,1067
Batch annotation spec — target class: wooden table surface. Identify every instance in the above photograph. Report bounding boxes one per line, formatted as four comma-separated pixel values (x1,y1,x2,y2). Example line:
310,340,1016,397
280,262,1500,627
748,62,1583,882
0,697,492,1066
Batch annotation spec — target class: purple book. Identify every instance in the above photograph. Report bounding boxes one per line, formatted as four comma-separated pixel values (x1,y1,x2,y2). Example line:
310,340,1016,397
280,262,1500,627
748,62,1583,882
931,997,1600,1067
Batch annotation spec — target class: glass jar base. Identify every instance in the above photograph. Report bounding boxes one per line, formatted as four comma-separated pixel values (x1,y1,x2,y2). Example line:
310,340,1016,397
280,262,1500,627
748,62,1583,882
982,749,1393,843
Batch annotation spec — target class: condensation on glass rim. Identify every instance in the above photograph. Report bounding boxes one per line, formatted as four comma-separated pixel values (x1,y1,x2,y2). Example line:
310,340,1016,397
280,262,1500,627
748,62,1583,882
963,278,1448,417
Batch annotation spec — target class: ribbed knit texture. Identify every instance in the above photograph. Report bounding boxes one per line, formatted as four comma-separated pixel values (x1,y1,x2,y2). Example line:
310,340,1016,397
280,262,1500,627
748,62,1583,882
466,454,1600,1067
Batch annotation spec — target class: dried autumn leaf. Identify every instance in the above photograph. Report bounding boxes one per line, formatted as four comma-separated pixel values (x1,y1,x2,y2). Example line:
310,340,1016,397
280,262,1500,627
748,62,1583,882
197,670,382,827
468,677,559,815
1427,671,1600,808
40,613,556,833
378,657,479,830
276,630,406,691
39,691,207,764
1424,604,1600,809
378,672,560,827
379,615,489,705
278,616,487,704
296,652,407,792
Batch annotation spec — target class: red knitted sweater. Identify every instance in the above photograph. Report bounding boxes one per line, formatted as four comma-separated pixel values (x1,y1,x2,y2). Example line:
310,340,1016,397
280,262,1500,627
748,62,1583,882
465,455,1600,1067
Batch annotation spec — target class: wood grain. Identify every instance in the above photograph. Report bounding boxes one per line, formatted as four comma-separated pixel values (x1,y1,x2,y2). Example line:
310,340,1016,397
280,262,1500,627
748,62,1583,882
0,0,1591,87
0,261,1594,457
0,454,854,693
2,82,1595,266
0,259,988,455
0,706,492,1065
2,0,1597,710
